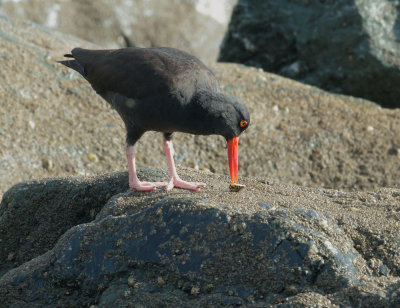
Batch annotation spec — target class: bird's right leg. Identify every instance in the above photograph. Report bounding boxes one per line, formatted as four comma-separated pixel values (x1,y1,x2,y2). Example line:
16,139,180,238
162,134,206,191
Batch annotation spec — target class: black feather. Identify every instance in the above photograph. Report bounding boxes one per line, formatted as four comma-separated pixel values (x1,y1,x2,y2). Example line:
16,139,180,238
58,47,250,145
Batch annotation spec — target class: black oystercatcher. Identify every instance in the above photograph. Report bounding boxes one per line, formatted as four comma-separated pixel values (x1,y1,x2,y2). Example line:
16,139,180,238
59,47,250,191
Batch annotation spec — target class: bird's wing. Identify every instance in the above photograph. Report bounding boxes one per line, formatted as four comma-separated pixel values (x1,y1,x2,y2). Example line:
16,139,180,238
69,47,219,101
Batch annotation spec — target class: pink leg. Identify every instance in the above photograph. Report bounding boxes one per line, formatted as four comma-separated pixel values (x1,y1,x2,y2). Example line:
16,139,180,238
126,145,168,191
163,138,206,191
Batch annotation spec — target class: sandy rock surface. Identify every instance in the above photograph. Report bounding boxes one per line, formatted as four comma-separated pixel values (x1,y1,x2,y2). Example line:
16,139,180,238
0,169,399,307
2,15,400,199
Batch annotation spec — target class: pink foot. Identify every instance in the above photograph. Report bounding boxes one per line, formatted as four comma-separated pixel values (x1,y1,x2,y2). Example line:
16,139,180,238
165,177,206,191
162,138,206,191
129,181,168,192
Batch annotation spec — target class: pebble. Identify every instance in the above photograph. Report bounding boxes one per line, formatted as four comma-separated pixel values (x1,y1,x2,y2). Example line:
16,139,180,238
7,252,15,261
127,275,136,288
191,286,200,296
379,264,389,276
87,152,99,163
204,284,214,292
259,201,273,209
157,276,166,286
42,157,53,170
28,120,35,129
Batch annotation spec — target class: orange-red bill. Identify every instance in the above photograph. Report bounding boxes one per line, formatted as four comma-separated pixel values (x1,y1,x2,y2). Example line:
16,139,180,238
227,136,239,183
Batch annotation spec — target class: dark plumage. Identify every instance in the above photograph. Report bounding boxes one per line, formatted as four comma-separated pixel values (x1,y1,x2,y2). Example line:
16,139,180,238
59,47,250,191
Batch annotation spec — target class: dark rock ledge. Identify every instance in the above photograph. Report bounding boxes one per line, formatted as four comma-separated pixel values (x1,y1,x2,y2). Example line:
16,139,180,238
0,168,399,307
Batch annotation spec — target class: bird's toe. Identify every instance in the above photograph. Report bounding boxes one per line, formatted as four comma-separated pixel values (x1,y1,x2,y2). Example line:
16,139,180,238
171,178,206,191
130,185,156,192
129,181,157,191
130,181,169,191
146,181,169,188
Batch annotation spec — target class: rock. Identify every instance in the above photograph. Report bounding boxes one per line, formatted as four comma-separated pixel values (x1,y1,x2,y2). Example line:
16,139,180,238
3,12,400,198
0,169,399,306
127,275,136,288
41,157,53,170
157,276,166,287
0,172,128,277
1,4,400,308
0,0,236,62
87,152,99,163
219,0,400,108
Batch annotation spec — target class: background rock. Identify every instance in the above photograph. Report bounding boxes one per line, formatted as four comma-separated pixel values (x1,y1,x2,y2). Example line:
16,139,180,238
2,14,400,199
219,0,400,108
0,0,236,62
1,170,399,307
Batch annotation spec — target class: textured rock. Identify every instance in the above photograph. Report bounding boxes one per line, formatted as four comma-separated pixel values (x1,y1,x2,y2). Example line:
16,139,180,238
2,14,400,200
219,0,400,108
0,0,236,62
0,169,399,306
0,13,400,200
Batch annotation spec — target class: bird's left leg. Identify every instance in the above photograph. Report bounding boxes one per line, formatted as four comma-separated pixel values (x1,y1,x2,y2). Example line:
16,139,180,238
163,133,206,191
126,129,168,191
126,145,169,191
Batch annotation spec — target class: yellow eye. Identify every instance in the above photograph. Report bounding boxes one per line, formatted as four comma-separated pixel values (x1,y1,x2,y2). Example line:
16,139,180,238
240,120,248,128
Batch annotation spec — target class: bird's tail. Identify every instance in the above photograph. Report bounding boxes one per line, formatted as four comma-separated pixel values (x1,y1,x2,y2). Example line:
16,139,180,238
57,54,85,76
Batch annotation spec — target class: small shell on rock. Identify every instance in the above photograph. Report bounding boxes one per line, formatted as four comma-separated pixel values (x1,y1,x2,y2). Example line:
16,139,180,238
229,183,246,192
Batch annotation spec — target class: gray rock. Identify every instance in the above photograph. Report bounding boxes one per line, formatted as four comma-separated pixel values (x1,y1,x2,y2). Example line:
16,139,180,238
0,0,236,62
1,169,399,307
219,0,400,108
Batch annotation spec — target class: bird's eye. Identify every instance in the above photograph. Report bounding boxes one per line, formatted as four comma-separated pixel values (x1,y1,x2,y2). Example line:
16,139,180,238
240,120,248,128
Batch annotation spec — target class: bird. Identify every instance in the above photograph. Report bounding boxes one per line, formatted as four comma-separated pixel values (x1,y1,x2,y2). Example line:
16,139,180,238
58,47,250,191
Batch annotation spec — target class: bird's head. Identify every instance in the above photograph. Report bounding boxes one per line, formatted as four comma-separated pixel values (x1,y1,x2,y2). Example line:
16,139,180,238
192,90,250,184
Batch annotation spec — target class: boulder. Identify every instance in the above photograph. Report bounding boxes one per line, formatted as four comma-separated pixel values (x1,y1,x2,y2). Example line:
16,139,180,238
0,169,399,306
2,14,400,199
219,0,400,108
0,0,236,62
